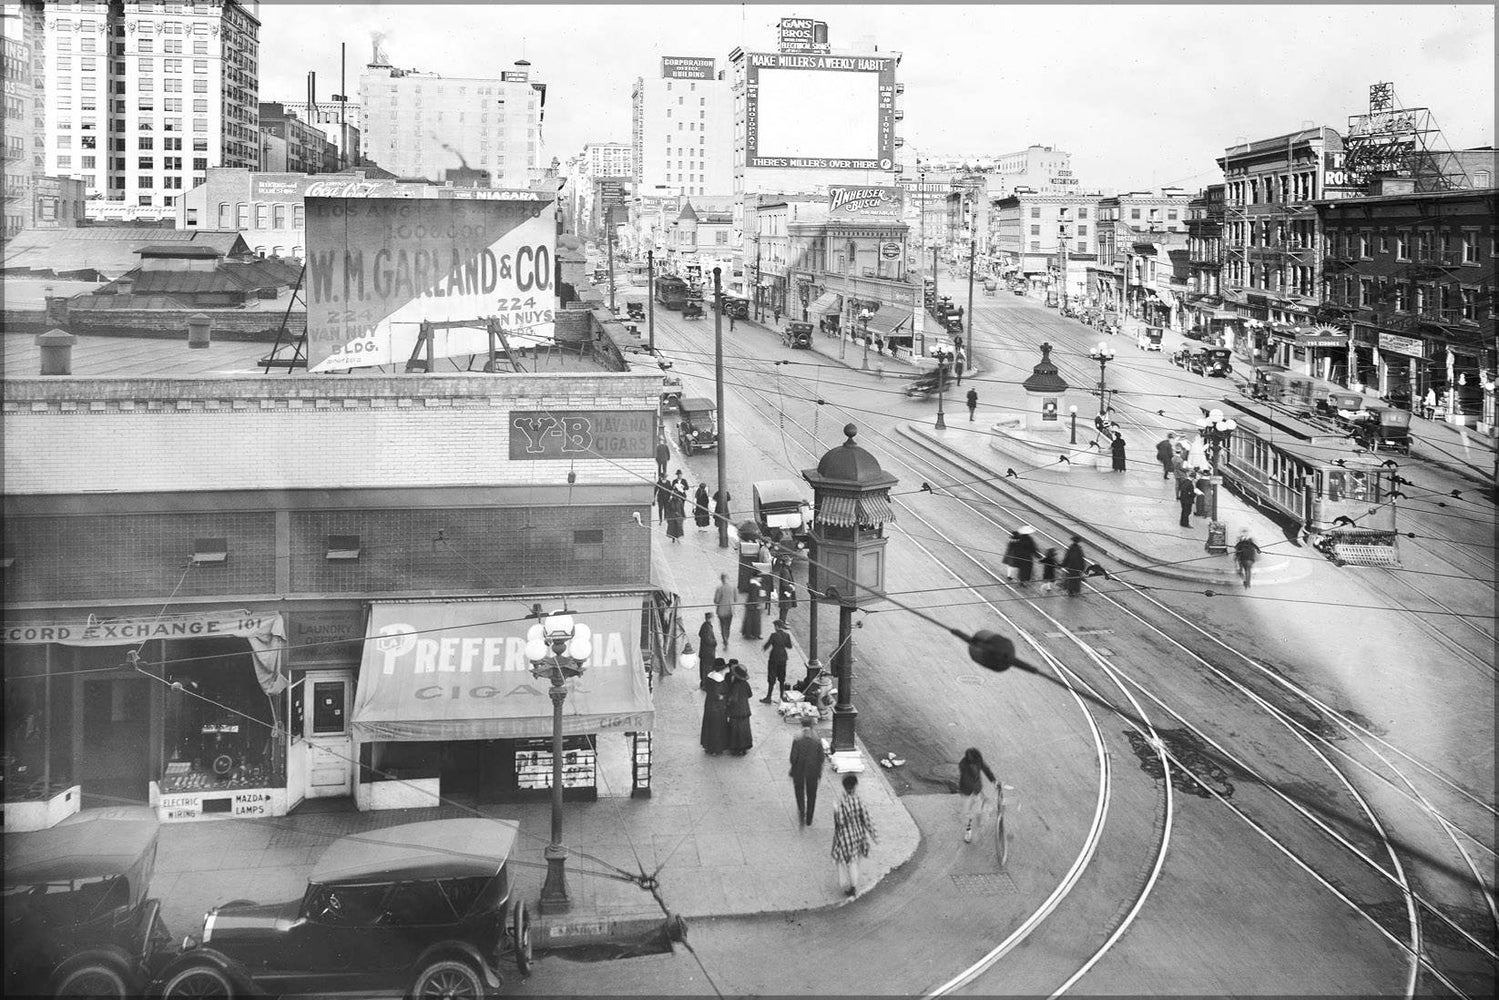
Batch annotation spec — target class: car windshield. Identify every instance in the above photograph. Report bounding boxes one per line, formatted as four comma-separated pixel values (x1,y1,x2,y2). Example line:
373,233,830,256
304,875,500,927
2,873,131,927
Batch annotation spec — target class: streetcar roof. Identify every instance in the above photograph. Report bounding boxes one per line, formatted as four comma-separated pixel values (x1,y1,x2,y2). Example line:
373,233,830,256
1216,398,1387,469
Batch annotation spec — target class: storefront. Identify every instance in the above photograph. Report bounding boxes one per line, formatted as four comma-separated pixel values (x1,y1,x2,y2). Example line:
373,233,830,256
2,611,290,828
1295,328,1351,383
350,596,656,810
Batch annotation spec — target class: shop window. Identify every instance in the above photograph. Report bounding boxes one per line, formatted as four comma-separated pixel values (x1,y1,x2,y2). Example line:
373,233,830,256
325,534,360,561
190,537,228,565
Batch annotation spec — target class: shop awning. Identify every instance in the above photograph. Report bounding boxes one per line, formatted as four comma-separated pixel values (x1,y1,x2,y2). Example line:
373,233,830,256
351,597,655,742
863,310,911,338
816,493,896,528
809,291,841,315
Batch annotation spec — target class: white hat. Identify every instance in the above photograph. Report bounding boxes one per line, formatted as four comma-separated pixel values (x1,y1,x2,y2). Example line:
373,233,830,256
1017,525,1036,535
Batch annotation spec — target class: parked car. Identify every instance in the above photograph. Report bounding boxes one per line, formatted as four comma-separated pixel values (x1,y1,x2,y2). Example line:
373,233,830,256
625,301,645,322
1171,348,1193,369
155,818,530,1000
681,301,704,320
1184,325,1210,342
782,321,814,349
1197,347,1234,377
752,479,813,549
1136,326,1164,351
4,806,176,998
660,372,683,414
718,295,749,320
676,397,719,454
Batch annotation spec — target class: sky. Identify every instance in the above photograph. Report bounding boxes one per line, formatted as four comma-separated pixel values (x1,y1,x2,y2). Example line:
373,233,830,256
257,2,1496,192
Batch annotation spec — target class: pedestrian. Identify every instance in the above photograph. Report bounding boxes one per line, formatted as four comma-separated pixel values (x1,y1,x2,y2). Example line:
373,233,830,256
713,487,732,531
724,662,754,756
1014,526,1039,585
1001,530,1022,582
760,619,793,703
789,715,825,827
1040,547,1059,593
671,468,690,501
958,747,997,843
693,482,712,530
700,659,729,755
777,576,798,623
1061,535,1087,597
729,312,736,331
740,574,765,639
665,492,685,543
1111,432,1127,472
655,440,670,480
966,387,978,421
697,612,718,688
831,773,877,897
655,473,671,524
1176,474,1197,528
1234,529,1262,589
712,573,735,645
954,348,965,385
1156,434,1176,480
774,306,781,325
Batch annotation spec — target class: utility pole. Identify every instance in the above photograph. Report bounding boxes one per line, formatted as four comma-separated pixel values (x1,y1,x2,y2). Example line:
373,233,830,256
605,205,617,313
713,267,729,549
965,200,976,371
646,249,655,354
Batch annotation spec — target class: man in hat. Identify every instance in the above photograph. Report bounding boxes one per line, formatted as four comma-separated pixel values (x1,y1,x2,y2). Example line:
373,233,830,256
760,619,793,703
697,612,718,688
789,714,825,827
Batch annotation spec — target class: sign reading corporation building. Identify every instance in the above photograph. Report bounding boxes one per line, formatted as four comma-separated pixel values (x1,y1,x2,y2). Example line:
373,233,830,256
661,56,715,80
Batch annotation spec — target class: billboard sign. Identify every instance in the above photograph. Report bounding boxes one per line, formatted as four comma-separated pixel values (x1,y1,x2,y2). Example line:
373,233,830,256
508,410,656,461
304,190,557,372
778,17,829,53
744,52,897,171
662,56,715,80
828,184,904,220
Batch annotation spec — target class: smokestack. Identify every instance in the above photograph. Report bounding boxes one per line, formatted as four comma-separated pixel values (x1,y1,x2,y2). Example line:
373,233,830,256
308,71,315,123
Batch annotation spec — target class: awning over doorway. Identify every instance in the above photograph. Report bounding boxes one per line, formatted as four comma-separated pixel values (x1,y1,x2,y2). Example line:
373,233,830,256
351,597,655,742
863,310,911,338
809,291,841,315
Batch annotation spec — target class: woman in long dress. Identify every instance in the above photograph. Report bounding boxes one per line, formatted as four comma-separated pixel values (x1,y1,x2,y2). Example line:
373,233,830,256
699,659,729,755
693,483,712,529
723,662,754,756
665,493,685,543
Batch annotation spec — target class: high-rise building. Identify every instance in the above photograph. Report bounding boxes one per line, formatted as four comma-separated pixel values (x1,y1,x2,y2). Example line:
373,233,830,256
359,57,545,187
631,57,733,202
584,141,633,180
257,102,335,174
262,97,362,171
2,9,36,239
30,0,261,221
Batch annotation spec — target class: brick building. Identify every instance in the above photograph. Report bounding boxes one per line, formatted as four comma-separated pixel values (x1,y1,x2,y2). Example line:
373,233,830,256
3,371,664,824
1312,179,1496,431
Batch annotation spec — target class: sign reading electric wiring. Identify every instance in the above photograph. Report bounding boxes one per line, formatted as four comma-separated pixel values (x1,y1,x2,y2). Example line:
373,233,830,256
508,410,656,461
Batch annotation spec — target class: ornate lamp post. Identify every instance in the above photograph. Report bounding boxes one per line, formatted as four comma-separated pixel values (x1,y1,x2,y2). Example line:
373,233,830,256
1087,342,1116,417
859,307,873,370
935,352,950,430
1195,408,1237,552
1069,404,1079,444
525,611,594,914
802,425,898,759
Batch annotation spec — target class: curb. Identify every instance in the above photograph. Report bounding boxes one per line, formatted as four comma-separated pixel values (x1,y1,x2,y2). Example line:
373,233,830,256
896,422,1306,588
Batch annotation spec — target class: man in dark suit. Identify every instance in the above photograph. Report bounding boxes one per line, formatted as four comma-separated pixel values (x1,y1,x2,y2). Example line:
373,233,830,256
789,715,825,827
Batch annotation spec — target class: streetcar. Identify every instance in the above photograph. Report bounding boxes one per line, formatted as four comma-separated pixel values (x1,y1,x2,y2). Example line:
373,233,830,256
1210,398,1400,566
1249,367,1370,418
655,275,691,311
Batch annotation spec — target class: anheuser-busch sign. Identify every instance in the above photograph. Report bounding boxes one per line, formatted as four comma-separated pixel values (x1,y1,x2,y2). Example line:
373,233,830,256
827,184,904,220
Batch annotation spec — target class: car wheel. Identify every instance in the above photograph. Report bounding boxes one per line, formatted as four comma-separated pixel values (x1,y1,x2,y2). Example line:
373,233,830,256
511,899,533,974
161,965,235,998
53,962,130,998
410,958,484,1000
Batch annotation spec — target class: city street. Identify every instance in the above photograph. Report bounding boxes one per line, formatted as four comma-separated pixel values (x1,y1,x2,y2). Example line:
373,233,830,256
510,286,1496,995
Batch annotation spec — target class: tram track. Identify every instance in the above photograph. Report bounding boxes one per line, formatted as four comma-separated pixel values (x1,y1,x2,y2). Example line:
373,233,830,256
653,309,1493,994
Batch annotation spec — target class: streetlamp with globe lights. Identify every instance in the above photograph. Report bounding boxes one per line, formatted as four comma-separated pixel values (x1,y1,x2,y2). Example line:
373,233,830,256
1196,408,1238,551
1087,342,1116,418
525,611,594,914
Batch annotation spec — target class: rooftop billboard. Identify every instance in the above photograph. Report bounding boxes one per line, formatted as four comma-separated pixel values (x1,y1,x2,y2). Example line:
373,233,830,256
744,52,897,171
304,190,556,372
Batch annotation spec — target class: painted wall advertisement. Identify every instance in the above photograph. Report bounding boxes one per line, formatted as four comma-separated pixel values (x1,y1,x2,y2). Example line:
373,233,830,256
304,190,557,372
828,184,905,221
661,56,715,80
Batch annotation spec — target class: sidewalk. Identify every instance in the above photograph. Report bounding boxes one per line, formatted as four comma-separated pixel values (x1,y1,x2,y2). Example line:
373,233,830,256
898,419,1311,589
739,312,968,380
151,522,921,951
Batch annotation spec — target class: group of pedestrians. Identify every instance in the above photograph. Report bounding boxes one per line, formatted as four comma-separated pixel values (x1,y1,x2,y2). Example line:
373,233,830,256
699,658,755,757
1002,529,1091,597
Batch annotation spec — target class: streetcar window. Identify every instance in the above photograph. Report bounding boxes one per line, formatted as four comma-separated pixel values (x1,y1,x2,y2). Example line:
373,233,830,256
1327,472,1342,501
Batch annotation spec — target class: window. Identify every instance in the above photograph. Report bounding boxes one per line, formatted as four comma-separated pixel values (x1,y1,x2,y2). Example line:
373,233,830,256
138,175,153,188
236,203,248,228
193,156,207,170
272,203,286,228
1078,208,1088,219
139,39,154,53
1394,232,1409,261
1030,206,1040,218
138,156,153,169
56,135,72,148
293,205,305,228
1167,210,1178,220
138,194,154,206
1030,224,1040,236
192,99,207,113
1359,278,1372,308
1463,233,1479,264
1029,241,1041,252
139,136,154,149
1077,224,1088,237
163,156,181,170
138,96,154,111
218,202,231,227
192,78,207,93
1461,287,1477,320
1378,231,1389,254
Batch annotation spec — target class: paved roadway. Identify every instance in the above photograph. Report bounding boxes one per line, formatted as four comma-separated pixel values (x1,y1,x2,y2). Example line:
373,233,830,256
514,278,1495,996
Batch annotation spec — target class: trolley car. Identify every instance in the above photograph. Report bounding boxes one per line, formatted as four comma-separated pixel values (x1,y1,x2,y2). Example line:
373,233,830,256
655,275,691,311
1210,397,1400,566
1249,367,1371,418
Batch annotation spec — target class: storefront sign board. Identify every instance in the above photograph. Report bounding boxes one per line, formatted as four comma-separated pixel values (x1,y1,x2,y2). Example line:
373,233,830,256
1378,333,1424,358
660,56,715,80
508,410,656,461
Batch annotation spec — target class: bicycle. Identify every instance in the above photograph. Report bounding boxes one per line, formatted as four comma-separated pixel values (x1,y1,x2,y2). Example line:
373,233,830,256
991,783,1014,868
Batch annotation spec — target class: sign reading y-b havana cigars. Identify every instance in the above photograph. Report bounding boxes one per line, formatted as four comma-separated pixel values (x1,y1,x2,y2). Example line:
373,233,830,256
303,190,557,372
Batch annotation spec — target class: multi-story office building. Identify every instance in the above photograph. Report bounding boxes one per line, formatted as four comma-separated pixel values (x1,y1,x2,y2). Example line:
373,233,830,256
631,57,734,203
991,191,1102,299
359,58,545,187
257,102,335,174
1216,126,1344,336
263,97,361,171
32,0,260,220
1314,179,1495,427
584,141,633,181
3,23,34,239
1183,184,1229,334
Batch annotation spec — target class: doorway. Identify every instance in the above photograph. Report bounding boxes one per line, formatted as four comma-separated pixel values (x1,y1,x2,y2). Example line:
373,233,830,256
78,676,151,808
301,670,353,799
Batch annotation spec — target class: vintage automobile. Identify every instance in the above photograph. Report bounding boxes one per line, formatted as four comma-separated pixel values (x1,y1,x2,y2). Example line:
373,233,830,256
782,321,814,349
156,818,530,999
4,806,176,998
1171,347,1193,369
659,372,683,414
1136,326,1165,351
676,397,719,454
681,301,704,320
717,294,750,320
904,365,954,398
1196,347,1234,377
625,301,645,322
752,479,813,549
1348,404,1412,454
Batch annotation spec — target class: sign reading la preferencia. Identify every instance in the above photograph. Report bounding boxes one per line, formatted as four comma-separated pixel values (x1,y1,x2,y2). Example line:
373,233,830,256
304,189,557,372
